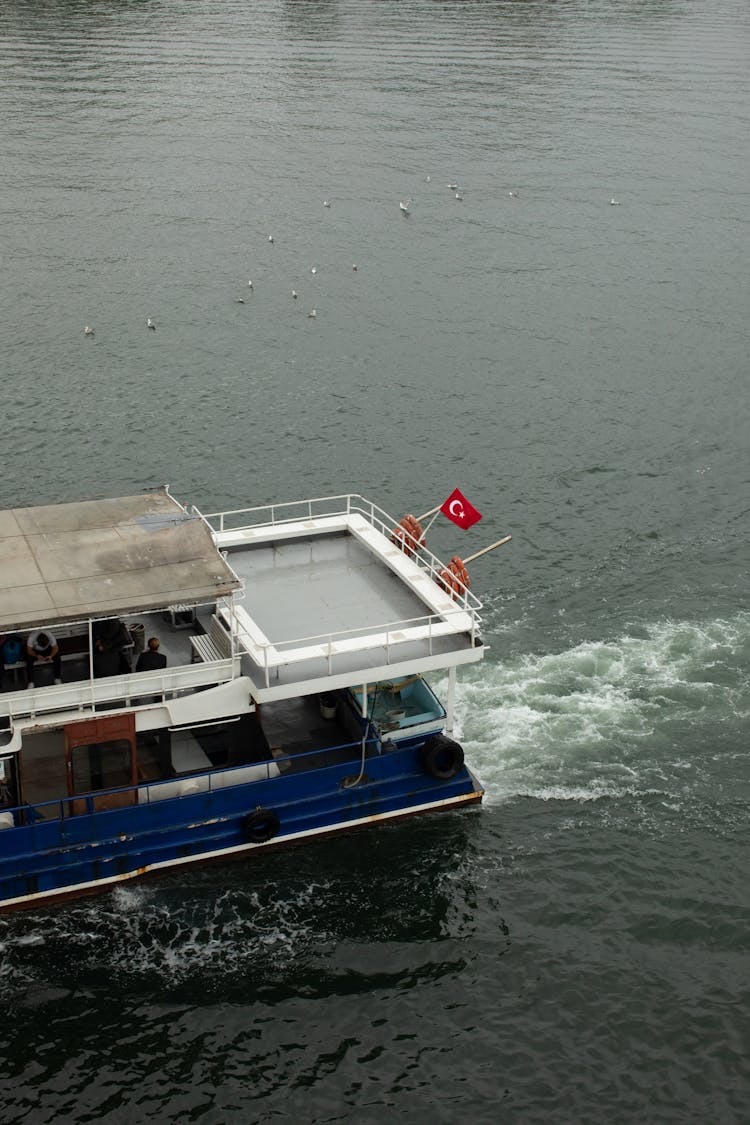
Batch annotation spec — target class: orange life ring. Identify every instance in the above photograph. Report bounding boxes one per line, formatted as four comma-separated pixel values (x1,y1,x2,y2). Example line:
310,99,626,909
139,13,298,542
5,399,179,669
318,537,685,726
390,513,425,558
449,556,470,590
439,568,461,596
438,556,470,599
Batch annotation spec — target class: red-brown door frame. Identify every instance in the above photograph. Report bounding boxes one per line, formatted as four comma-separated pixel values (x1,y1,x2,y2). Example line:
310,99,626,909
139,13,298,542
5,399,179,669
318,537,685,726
64,713,137,797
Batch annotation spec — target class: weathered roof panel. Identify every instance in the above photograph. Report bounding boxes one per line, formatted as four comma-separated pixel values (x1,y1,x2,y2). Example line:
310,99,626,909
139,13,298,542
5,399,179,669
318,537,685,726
0,490,241,632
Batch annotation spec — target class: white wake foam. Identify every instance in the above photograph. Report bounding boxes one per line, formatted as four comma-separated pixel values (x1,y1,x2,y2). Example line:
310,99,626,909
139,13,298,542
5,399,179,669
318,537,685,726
441,613,749,803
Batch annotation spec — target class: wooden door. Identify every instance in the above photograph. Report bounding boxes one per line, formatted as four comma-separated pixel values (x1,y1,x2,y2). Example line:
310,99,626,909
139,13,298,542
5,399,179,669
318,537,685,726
65,713,137,812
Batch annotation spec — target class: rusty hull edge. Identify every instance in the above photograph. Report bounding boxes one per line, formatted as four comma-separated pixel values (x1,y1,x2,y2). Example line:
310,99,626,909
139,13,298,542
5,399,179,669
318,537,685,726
0,789,484,916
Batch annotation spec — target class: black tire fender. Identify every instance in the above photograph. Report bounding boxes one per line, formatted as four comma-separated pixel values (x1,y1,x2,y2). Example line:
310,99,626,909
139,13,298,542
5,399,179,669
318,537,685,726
243,807,280,843
420,735,465,781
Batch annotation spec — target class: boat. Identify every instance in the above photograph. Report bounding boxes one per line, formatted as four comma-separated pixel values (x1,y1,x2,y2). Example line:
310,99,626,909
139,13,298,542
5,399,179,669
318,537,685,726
0,488,490,914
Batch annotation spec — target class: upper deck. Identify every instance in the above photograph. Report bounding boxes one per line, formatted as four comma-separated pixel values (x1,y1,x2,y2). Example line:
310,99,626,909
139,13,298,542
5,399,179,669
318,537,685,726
0,492,484,722
207,495,484,699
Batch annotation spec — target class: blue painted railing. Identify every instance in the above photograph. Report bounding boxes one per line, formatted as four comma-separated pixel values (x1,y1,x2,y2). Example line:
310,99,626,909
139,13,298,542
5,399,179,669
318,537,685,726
0,736,381,829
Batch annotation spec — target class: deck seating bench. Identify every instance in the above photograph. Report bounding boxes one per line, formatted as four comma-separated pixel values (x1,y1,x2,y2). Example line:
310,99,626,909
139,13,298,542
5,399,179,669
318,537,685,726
190,615,232,664
3,633,91,687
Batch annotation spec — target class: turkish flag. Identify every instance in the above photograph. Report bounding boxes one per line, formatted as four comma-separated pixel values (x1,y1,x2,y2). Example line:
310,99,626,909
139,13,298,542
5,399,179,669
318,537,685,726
440,488,483,530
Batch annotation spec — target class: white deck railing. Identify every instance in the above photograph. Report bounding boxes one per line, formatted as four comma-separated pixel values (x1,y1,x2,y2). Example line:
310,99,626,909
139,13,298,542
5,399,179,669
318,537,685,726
201,495,485,688
224,601,481,688
0,657,238,723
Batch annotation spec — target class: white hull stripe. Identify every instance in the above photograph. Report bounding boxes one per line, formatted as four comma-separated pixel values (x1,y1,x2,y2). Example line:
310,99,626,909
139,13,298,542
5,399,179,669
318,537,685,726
1,790,482,911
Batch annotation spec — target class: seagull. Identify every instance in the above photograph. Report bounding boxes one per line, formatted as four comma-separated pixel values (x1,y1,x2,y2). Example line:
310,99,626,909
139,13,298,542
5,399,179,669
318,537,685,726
292,290,298,299
610,198,620,206
236,297,245,303
83,325,94,336
447,183,458,190
268,234,274,242
323,199,331,207
311,266,317,275
146,317,156,330
399,200,411,214
508,190,518,197
425,175,431,183
308,309,317,318
352,264,358,271
455,192,463,201
248,280,253,289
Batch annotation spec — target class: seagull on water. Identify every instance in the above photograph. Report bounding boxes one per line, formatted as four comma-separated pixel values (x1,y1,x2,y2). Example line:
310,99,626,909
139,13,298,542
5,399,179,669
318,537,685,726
323,199,331,208
447,183,458,190
352,264,358,271
236,297,245,303
248,280,253,289
399,200,411,214
292,290,298,299
268,234,274,243
83,325,94,336
146,317,156,330
311,266,317,275
610,198,621,206
308,309,317,318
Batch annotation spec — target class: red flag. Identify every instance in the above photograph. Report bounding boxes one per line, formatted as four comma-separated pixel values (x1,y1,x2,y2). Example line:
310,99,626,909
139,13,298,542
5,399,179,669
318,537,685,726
440,488,483,530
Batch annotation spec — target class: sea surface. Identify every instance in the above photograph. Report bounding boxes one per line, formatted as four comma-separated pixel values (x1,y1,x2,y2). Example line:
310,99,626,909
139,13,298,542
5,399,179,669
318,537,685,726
1,0,749,1121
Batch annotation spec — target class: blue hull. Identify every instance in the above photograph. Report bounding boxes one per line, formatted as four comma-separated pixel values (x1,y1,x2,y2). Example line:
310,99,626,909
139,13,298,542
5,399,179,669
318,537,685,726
0,745,482,913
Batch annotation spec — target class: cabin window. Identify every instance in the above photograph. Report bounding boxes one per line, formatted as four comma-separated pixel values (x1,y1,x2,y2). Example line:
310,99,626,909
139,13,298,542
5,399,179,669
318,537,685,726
185,713,269,768
70,739,133,794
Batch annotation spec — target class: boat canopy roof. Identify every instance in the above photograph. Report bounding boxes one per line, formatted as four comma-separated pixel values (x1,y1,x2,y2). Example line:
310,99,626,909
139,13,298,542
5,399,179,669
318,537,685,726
0,490,241,633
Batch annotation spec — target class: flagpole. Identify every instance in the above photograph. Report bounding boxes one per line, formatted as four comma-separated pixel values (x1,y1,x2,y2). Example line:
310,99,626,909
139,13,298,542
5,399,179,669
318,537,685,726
462,535,512,566
416,504,442,522
422,511,441,536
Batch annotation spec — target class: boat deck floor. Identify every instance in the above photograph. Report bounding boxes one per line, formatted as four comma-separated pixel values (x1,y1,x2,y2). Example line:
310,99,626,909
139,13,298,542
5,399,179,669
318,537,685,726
262,695,369,773
227,534,429,644
224,532,478,693
15,691,366,819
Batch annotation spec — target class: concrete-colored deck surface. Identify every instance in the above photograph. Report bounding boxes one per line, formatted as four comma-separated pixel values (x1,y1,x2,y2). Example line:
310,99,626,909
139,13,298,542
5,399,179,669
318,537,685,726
227,533,430,644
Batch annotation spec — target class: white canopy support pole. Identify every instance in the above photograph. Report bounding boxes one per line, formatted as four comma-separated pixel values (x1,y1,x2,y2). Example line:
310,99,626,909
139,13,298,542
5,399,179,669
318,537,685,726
359,679,368,751
88,618,95,707
446,666,457,738
229,595,236,671
359,682,369,778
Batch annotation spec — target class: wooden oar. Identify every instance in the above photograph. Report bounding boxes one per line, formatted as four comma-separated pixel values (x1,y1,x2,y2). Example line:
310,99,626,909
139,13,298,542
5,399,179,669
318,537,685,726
462,535,512,565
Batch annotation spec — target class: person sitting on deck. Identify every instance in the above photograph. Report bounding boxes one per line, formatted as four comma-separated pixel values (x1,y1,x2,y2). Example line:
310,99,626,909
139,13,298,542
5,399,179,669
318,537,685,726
26,629,62,687
92,617,134,674
0,634,23,692
136,636,167,673
93,637,122,678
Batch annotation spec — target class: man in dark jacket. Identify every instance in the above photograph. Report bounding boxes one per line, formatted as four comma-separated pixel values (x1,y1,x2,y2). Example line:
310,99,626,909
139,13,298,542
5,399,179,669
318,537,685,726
136,636,167,672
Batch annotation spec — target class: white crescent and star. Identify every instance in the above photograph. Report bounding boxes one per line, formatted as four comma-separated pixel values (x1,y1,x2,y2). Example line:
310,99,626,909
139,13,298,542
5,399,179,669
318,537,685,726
449,499,465,518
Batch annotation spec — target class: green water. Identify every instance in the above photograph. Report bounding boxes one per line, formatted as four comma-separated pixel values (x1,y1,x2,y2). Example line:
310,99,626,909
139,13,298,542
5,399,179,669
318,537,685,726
1,1,748,1120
